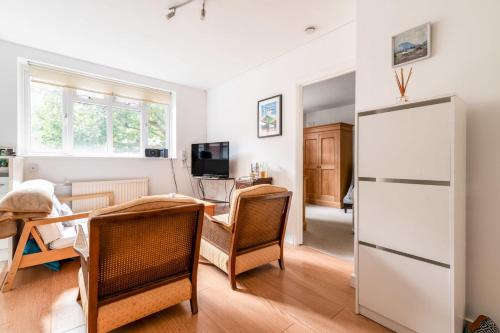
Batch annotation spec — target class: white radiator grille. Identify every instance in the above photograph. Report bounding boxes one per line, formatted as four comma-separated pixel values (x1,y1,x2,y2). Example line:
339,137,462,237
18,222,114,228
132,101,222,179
71,178,149,212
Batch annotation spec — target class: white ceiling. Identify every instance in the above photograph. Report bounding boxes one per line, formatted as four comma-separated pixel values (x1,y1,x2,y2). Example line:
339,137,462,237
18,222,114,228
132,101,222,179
303,72,355,113
0,0,354,89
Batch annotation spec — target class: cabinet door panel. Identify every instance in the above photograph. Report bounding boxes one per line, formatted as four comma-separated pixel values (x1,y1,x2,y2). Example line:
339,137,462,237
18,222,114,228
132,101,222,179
319,134,336,167
359,245,451,333
304,169,319,199
304,133,319,201
320,169,338,199
304,134,319,169
317,131,338,204
359,181,450,263
358,103,451,181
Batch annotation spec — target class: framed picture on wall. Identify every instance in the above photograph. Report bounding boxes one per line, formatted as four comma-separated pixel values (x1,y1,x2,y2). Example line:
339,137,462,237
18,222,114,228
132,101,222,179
257,94,282,138
392,23,431,67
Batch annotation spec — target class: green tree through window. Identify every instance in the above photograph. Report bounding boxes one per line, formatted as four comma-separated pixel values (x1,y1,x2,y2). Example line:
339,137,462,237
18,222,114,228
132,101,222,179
147,103,167,149
28,82,169,155
30,82,63,152
73,102,107,153
113,108,141,153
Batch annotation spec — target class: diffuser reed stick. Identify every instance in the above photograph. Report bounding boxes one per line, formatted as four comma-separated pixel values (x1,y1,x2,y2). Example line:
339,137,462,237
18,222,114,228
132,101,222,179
394,67,413,102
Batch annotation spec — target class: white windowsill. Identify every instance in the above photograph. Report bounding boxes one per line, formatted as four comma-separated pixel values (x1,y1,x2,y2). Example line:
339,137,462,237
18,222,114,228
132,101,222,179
19,154,177,160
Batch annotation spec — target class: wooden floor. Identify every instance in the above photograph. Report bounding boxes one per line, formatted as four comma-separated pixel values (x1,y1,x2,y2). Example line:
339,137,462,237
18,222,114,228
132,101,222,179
0,246,390,333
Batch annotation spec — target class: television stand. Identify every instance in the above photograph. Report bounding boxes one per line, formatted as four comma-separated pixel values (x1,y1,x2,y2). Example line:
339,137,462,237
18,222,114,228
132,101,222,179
194,176,235,205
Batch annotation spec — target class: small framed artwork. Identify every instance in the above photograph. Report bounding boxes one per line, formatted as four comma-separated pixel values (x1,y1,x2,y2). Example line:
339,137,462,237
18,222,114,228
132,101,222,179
257,94,282,138
392,23,431,67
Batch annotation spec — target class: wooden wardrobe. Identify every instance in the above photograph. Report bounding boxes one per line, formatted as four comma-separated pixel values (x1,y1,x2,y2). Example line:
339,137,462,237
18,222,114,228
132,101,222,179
304,123,353,208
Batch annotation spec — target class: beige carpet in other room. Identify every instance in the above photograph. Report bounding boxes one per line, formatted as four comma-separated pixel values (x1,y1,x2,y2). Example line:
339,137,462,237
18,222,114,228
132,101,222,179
303,204,354,260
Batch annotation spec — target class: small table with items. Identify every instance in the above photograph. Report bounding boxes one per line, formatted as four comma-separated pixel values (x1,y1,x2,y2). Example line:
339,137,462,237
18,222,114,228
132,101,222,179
235,177,273,189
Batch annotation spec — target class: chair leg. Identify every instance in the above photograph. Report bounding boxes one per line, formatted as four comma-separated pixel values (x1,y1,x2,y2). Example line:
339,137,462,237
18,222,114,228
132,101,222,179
2,224,32,292
190,297,198,315
229,273,237,290
228,255,237,290
279,257,285,270
279,246,285,270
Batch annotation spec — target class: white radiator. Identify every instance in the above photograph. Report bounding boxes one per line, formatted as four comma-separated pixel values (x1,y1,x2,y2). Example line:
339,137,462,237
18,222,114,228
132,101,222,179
71,178,149,212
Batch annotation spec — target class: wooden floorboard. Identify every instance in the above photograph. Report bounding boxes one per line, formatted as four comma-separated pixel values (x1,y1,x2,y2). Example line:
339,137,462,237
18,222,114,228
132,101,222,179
0,246,391,333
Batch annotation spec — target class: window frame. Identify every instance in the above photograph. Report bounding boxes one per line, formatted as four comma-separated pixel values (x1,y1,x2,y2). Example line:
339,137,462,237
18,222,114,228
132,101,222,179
20,70,171,158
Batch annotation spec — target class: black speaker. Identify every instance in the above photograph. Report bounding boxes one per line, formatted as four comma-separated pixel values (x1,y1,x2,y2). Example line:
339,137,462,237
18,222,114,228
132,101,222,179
145,148,168,158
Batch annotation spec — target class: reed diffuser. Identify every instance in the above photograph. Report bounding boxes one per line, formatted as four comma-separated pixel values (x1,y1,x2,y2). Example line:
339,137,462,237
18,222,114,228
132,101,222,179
394,67,413,103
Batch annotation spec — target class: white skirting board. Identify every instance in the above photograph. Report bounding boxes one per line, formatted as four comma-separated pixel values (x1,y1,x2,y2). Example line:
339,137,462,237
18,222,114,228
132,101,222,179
350,272,355,288
360,306,417,333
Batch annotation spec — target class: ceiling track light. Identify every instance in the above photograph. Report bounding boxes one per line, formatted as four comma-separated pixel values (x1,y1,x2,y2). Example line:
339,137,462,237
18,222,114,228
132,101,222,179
165,0,206,21
305,26,317,34
200,0,206,20
166,7,176,20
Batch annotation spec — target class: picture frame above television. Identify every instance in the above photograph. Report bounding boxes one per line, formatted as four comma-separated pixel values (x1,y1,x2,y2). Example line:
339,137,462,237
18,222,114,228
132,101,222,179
257,94,282,138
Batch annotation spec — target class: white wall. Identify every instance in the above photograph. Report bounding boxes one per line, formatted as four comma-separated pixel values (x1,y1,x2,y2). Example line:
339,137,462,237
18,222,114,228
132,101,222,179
206,22,356,243
357,0,500,322
304,104,355,128
0,39,206,196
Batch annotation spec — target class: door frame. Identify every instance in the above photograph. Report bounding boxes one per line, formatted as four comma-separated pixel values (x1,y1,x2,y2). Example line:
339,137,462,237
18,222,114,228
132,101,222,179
294,67,355,245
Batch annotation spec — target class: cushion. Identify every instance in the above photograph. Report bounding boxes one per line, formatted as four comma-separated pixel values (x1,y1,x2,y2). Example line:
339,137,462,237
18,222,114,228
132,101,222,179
60,203,73,215
211,213,230,226
89,195,197,218
0,179,54,214
50,221,88,250
200,239,281,275
59,203,78,227
52,196,63,215
78,268,192,332
228,185,288,225
0,219,17,239
36,205,64,244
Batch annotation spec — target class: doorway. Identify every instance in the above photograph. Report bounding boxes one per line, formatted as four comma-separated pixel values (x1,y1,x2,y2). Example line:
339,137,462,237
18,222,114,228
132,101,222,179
301,72,355,261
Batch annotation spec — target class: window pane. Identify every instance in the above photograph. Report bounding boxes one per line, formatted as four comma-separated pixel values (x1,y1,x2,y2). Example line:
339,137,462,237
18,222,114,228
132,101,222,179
112,108,141,153
114,96,142,108
73,102,107,153
30,82,64,152
146,103,167,149
76,89,104,100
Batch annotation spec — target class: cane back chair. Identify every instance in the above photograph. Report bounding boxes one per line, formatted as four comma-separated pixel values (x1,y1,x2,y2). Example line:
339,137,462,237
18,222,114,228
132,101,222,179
74,196,204,333
200,185,292,289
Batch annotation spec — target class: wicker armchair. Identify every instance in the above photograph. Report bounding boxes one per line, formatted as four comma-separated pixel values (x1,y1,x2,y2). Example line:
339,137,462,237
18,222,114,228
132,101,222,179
200,185,292,289
73,196,205,333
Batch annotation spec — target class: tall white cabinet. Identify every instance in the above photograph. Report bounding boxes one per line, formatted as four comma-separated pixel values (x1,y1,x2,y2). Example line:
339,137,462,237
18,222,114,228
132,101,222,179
0,157,23,264
355,96,466,333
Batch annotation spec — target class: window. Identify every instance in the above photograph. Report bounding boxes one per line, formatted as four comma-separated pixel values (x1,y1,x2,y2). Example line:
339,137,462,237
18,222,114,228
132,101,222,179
22,65,172,157
30,82,64,152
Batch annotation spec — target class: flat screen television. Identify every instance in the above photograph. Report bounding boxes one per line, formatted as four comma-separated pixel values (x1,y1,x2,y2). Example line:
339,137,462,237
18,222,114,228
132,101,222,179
191,142,229,178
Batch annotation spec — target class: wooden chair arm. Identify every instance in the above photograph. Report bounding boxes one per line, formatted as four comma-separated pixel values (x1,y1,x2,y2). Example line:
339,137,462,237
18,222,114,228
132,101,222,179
204,213,232,232
28,212,90,226
58,192,115,206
